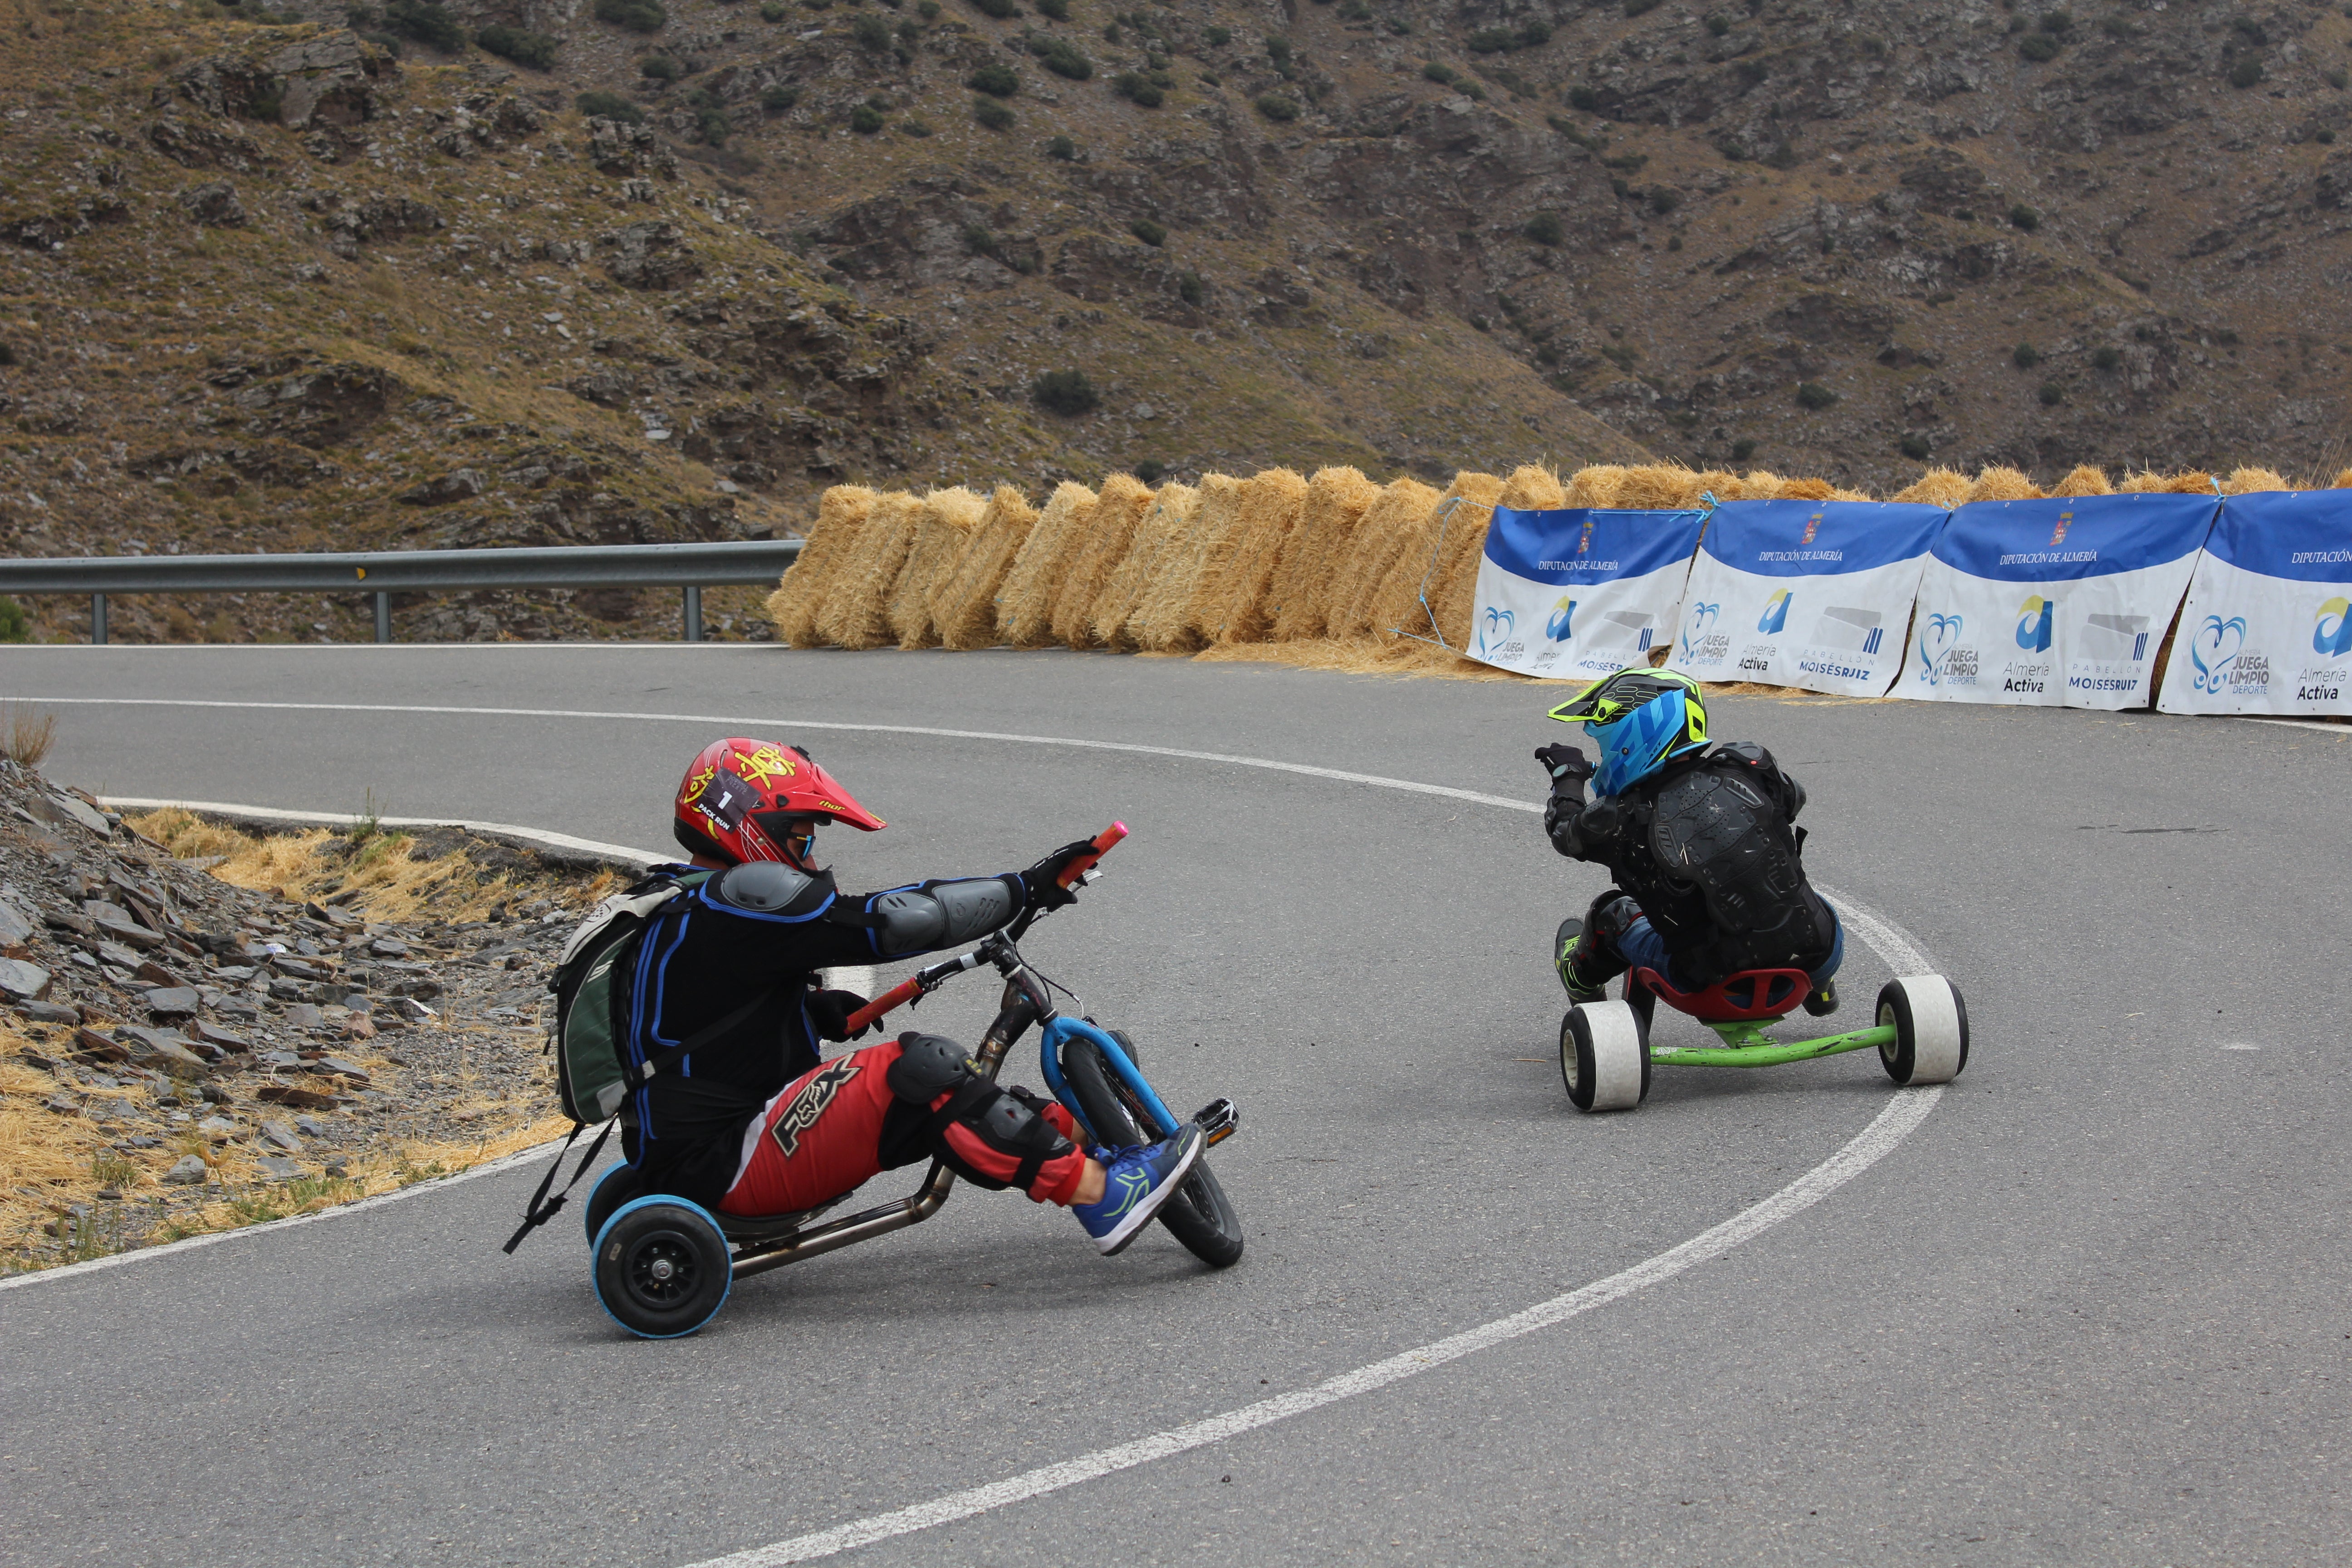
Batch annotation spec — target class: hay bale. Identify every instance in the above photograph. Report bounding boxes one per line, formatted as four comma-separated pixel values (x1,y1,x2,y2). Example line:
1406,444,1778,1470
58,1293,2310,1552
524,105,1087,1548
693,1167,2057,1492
2115,470,2169,493
1776,477,1837,502
1324,476,1444,640
2048,465,2112,497
2161,470,2216,494
1096,482,1201,649
1049,472,1157,648
765,484,876,647
2335,467,2352,488
1499,464,1569,511
887,487,986,649
1206,468,1309,645
1965,466,2044,503
1418,470,1510,651
996,481,1099,648
2222,466,2291,495
1266,466,1382,642
1615,465,1708,511
1565,465,1627,509
1735,470,1785,501
815,490,923,650
931,485,1040,651
1828,485,1876,502
1891,468,1973,507
1137,473,1247,652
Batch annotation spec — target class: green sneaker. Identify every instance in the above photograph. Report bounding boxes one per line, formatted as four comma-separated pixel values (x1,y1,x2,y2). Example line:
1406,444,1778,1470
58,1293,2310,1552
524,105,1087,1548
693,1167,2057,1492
1555,918,1607,1004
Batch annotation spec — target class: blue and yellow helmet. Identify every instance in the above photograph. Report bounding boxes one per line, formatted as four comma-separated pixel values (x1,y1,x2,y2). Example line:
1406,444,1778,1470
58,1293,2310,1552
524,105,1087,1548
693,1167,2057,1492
1549,667,1709,796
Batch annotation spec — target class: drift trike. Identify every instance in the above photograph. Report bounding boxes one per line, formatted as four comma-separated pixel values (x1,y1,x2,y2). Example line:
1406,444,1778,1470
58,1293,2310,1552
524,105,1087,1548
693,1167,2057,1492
578,825,1244,1338
1560,962,1969,1113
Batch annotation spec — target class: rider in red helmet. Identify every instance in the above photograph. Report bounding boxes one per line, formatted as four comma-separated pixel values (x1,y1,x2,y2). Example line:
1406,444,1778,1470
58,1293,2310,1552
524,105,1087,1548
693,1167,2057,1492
612,738,1200,1256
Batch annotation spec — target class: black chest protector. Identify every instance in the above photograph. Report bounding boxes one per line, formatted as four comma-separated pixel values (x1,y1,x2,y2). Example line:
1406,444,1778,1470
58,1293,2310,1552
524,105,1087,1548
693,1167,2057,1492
1621,752,1834,984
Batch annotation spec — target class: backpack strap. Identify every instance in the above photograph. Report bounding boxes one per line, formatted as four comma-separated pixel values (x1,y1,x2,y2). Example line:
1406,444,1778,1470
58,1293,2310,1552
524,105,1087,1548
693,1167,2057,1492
502,984,777,1254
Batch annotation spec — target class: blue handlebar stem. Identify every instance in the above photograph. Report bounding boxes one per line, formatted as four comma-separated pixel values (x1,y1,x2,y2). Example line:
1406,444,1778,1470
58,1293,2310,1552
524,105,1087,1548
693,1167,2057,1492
1039,1016,1183,1145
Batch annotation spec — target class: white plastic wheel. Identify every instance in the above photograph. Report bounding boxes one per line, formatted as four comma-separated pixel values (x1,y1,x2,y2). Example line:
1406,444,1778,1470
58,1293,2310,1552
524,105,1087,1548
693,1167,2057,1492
1875,975,1969,1086
1560,1000,1649,1112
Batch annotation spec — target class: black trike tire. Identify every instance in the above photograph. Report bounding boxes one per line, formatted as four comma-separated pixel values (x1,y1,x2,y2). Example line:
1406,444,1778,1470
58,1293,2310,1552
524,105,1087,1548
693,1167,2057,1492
1560,1001,1649,1112
583,1160,646,1247
1061,1036,1244,1269
591,1196,732,1339
1875,975,1970,1086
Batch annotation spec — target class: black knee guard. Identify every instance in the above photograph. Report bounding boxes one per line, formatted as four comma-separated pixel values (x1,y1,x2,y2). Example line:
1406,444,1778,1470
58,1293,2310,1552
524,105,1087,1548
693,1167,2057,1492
878,1033,1075,1192
1569,890,1641,988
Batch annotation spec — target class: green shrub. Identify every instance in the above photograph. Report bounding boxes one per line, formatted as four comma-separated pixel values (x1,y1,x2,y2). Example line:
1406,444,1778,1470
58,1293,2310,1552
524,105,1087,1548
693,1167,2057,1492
2008,203,2040,231
901,116,934,136
2229,56,2265,89
1338,0,1369,20
2231,15,2267,44
761,2,785,18
853,11,891,47
1133,459,1165,484
1177,271,1203,304
1648,186,1679,215
763,84,799,111
2322,128,2341,144
1113,72,1164,106
1036,36,1092,77
2014,343,2041,368
0,597,26,643
1795,381,1838,410
1130,217,1166,245
1422,61,1455,83
1467,28,1514,53
969,61,1019,95
1522,211,1563,246
1705,13,1731,35
2018,32,2058,61
1101,20,1120,41
972,94,1014,128
2038,381,2065,406
687,87,730,143
640,52,682,79
1047,132,1077,158
475,23,558,67
970,0,1017,15
1623,0,1660,15
577,89,646,122
1036,0,1067,17
384,0,465,50
1518,21,1551,46
1033,368,1099,415
2038,9,2073,34
851,103,886,131
1203,23,1229,45
1567,85,1599,110
594,0,668,31
1255,93,1299,121
0,342,15,366
2091,347,2120,370
919,0,938,14
2329,69,2350,90
1731,438,1757,461
1899,433,1931,460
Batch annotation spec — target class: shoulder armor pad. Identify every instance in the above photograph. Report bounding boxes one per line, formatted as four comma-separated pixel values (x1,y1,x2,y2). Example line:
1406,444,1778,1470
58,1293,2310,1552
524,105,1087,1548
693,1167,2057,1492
713,861,831,916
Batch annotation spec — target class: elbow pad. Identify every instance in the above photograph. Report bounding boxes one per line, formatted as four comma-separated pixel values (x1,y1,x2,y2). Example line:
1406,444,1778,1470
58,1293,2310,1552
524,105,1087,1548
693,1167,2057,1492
867,875,1022,956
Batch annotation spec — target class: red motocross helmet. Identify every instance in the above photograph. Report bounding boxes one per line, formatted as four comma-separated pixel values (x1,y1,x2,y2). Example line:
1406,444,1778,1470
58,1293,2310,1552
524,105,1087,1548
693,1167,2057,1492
672,737,886,867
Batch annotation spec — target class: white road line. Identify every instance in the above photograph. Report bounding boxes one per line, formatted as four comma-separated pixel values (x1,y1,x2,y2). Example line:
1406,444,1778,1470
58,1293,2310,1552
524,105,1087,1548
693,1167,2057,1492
2230,716,2352,737
11,691,1955,1565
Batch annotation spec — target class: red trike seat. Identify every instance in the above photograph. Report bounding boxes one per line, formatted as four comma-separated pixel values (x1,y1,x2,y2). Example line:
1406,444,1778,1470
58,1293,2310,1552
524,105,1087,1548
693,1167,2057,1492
1627,965,1813,1023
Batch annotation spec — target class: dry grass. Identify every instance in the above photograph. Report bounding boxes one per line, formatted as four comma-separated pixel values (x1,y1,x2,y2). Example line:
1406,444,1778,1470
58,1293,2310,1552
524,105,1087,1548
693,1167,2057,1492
816,490,922,651
0,703,57,768
1095,481,1200,650
1051,471,1156,649
767,484,876,647
1267,466,1381,643
1207,468,1310,645
997,480,1099,648
932,485,1039,651
886,487,985,649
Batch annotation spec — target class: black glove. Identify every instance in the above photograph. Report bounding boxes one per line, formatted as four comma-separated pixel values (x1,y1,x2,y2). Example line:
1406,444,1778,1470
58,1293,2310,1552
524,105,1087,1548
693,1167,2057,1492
1535,743,1592,785
806,988,872,1043
1018,838,1097,911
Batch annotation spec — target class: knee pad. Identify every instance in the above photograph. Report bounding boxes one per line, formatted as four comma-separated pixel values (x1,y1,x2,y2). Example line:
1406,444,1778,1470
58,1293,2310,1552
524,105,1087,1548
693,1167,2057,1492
885,1033,979,1105
1586,891,1642,948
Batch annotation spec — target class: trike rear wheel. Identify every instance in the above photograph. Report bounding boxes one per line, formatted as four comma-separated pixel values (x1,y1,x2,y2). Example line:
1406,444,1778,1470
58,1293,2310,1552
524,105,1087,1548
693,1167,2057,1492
1061,1036,1243,1269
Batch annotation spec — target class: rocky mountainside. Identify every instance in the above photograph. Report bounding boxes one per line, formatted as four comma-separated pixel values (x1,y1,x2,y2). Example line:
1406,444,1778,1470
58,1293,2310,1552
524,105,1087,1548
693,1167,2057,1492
2,0,2347,641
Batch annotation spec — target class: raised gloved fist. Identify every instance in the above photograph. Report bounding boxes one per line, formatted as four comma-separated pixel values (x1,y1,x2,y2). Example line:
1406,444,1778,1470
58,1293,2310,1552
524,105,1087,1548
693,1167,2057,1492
1019,838,1098,911
1535,743,1593,784
806,988,873,1043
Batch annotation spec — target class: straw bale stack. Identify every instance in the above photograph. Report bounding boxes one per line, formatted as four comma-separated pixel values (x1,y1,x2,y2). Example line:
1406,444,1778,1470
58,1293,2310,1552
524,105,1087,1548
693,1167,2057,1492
2222,466,2291,494
1614,464,1713,511
1202,468,1309,645
1965,466,2044,503
1564,464,1627,509
1266,466,1382,642
1135,473,1248,652
996,481,1100,648
815,490,922,650
1776,477,1838,502
2116,470,2217,494
2048,466,2112,497
765,484,877,647
1323,476,1444,640
1050,473,1156,649
886,487,985,649
1892,469,1973,507
1096,482,1201,649
1398,470,1510,650
929,485,1040,651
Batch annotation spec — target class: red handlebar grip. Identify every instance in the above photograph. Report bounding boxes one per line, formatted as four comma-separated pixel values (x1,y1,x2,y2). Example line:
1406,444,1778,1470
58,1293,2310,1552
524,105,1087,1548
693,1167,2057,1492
1056,821,1129,889
844,976,921,1035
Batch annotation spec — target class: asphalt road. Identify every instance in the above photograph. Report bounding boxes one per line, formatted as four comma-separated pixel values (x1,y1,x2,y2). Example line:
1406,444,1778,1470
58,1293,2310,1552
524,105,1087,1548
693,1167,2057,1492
1,643,2346,1568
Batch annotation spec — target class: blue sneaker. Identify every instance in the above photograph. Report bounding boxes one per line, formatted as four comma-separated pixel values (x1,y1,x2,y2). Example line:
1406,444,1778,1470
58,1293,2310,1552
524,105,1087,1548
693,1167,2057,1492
1070,1127,1203,1255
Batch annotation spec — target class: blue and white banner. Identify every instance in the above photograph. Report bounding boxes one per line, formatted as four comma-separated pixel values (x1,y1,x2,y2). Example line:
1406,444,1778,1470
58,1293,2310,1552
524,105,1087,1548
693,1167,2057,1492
1467,506,1706,680
1669,499,1950,696
1901,493,2219,709
2157,489,2352,715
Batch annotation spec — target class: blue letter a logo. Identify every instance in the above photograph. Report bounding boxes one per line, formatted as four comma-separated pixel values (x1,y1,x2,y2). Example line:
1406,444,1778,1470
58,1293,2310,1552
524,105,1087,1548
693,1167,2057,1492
2015,596,2054,653
1757,590,1791,635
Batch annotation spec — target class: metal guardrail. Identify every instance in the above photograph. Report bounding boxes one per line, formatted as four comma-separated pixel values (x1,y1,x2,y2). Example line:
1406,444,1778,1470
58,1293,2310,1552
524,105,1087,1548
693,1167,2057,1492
0,539,803,644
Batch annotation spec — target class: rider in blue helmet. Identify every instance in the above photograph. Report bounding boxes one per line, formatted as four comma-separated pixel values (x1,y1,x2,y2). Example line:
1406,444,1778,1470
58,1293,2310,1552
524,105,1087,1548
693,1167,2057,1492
1536,667,1842,1012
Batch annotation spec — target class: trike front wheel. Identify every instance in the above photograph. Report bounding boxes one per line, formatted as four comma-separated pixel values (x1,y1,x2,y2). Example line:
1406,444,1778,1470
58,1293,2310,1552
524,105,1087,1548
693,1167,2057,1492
1061,1036,1243,1269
